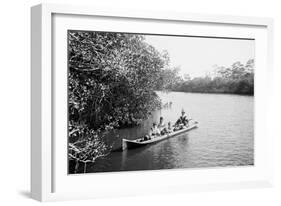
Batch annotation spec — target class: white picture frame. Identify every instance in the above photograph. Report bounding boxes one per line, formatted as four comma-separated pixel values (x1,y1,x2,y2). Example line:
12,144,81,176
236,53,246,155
31,3,274,202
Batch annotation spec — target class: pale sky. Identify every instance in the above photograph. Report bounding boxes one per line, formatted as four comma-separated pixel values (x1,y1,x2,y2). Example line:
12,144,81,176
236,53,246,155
144,35,255,78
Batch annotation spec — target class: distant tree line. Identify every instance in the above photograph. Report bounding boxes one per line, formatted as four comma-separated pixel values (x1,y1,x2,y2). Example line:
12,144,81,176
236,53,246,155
158,59,254,95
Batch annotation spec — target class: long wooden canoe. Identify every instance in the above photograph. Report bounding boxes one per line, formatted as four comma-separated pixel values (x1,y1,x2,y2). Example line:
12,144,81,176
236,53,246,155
122,122,198,150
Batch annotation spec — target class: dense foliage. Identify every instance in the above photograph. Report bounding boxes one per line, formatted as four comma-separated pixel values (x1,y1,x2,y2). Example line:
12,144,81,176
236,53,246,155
160,59,254,95
68,31,167,172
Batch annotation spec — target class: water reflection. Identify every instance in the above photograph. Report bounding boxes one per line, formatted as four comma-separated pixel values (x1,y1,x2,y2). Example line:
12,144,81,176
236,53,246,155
87,91,254,173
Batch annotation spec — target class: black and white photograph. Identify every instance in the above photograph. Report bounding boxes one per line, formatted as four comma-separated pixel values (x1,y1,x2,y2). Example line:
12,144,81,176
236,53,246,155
68,30,254,174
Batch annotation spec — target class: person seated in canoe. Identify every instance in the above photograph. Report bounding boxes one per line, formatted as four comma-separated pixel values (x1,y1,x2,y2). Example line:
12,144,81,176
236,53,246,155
174,109,189,131
140,122,161,142
141,135,150,141
166,122,173,133
149,122,161,137
158,116,168,135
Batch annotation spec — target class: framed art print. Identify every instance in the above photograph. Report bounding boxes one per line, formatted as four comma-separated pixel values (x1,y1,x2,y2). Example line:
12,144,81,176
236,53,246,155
31,3,274,201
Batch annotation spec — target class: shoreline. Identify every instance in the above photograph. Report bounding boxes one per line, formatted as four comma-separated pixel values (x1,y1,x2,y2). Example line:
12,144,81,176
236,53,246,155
156,90,254,97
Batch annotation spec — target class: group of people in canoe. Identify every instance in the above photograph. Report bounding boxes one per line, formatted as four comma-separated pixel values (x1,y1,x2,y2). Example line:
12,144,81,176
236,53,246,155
141,109,190,141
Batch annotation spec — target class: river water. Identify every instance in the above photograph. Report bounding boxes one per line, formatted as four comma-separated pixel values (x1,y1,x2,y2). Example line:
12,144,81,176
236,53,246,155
87,91,254,173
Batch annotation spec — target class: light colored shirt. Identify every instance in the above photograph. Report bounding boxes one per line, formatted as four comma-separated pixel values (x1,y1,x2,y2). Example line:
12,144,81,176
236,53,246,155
150,126,160,136
158,121,166,129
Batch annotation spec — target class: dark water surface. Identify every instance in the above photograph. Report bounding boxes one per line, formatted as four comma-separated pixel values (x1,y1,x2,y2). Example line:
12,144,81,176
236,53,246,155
87,91,254,173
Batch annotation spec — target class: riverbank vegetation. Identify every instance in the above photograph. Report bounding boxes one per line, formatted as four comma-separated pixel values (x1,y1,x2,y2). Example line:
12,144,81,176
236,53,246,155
68,31,168,173
68,31,254,173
